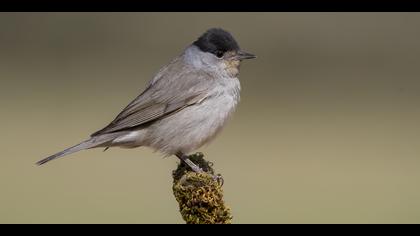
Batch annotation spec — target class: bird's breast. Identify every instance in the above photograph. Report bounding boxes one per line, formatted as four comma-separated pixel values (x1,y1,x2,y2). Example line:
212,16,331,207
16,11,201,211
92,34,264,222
145,77,240,155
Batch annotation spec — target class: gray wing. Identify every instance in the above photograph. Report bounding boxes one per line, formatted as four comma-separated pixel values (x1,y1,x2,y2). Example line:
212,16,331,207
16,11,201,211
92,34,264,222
91,57,211,136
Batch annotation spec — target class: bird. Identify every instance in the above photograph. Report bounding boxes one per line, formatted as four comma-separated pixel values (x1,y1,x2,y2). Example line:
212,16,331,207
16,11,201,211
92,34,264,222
36,28,256,173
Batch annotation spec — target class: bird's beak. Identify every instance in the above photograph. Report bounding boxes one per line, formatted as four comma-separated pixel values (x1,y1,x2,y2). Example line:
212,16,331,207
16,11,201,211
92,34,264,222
237,50,257,60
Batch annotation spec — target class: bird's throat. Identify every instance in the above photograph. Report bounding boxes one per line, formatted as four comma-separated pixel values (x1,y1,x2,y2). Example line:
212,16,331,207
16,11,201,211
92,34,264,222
224,59,241,78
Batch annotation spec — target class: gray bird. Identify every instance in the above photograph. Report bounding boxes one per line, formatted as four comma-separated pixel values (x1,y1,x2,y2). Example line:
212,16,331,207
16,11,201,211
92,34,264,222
37,28,256,173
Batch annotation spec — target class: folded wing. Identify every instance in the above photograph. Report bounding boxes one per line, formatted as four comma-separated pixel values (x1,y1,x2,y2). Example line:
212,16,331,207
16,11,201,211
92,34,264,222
91,58,212,136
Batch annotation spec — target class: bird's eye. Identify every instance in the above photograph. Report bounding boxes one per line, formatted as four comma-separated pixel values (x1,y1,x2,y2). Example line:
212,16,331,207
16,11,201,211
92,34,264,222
215,50,224,58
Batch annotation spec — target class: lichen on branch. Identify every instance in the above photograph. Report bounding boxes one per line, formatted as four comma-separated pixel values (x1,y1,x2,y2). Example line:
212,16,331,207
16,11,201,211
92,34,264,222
172,152,232,224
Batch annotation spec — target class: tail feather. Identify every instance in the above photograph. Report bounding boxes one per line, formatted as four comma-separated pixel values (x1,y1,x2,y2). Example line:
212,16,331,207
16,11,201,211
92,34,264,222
36,134,119,166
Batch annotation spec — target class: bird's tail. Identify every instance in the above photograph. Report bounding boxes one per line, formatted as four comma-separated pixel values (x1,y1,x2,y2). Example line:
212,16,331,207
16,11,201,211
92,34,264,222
36,134,119,166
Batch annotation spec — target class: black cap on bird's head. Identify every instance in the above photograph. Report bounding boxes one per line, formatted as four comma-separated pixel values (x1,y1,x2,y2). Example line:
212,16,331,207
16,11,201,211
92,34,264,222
193,28,256,60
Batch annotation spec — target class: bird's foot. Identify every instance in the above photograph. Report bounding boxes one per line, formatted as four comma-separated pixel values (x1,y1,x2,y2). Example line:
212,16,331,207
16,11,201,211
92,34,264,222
183,160,223,185
175,152,223,185
181,156,204,173
190,163,204,174
212,174,224,186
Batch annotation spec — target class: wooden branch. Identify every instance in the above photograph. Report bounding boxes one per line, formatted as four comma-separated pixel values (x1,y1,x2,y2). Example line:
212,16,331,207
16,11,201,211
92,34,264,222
172,152,232,224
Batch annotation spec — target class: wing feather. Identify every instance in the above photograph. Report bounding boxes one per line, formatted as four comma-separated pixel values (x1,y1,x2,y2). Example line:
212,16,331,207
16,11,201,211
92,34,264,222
91,57,212,136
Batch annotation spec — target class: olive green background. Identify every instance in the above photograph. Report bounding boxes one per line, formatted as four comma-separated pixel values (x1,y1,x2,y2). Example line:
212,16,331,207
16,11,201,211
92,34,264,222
1,13,420,223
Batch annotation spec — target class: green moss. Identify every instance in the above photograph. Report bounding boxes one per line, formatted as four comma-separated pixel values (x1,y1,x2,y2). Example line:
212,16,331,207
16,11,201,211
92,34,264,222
172,153,232,224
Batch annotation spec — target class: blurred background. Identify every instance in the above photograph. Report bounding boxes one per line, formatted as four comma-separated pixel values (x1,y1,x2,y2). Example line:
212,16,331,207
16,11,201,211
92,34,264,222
1,13,420,223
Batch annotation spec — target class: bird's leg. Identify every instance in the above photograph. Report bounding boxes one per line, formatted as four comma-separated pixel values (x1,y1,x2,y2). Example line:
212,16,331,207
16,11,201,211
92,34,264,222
176,152,204,173
175,152,224,185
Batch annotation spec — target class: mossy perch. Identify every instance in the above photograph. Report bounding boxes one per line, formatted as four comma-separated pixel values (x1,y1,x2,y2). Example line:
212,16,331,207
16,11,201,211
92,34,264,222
172,152,232,224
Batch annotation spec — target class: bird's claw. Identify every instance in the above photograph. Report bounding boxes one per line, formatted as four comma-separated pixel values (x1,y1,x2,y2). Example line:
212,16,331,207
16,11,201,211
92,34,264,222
212,174,224,186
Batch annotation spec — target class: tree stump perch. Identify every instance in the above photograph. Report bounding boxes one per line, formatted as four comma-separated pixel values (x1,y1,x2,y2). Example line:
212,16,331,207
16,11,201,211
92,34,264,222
172,152,232,224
